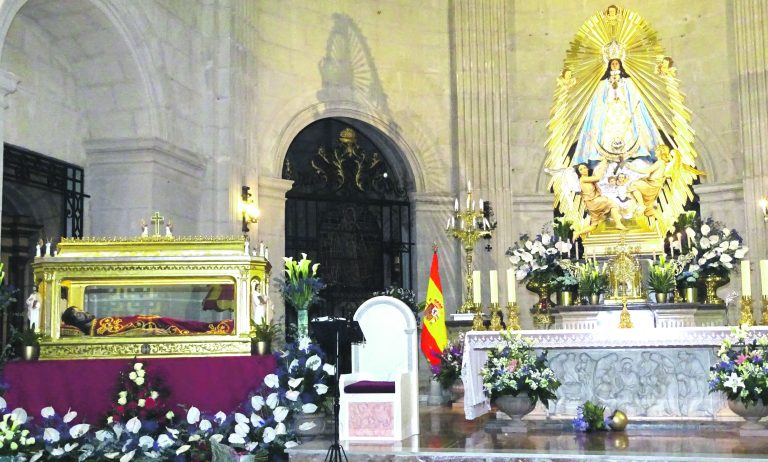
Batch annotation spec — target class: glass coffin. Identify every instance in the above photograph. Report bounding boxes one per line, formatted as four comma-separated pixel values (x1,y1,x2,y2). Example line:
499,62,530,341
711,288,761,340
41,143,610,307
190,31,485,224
32,236,270,359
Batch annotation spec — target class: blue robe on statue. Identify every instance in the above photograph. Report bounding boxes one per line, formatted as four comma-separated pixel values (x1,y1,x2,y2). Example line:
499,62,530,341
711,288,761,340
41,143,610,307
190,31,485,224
573,76,662,166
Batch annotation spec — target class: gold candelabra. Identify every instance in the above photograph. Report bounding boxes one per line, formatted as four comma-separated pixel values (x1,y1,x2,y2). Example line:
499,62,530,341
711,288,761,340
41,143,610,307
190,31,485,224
446,187,492,314
489,303,503,331
506,302,521,330
471,303,485,331
761,296,768,326
740,295,754,326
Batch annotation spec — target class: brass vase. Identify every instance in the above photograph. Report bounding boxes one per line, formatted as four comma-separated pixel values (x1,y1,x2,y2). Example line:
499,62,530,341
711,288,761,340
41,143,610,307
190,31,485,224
654,292,668,304
588,293,600,306
703,273,729,305
556,291,574,306
683,287,699,304
526,277,554,329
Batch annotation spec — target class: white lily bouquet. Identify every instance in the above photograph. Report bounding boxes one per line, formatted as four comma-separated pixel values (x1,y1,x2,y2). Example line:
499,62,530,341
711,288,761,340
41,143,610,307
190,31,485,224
678,217,748,279
506,228,571,283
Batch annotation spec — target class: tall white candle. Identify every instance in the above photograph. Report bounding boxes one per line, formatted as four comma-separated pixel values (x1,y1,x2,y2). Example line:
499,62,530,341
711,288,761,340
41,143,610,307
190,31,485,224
668,237,675,257
454,198,459,212
489,270,498,304
760,260,768,298
472,271,481,303
467,180,472,192
507,268,516,304
742,260,752,297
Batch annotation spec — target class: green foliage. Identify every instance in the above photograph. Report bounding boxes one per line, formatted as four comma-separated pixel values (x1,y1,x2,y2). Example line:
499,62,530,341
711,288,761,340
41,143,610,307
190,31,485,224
250,318,282,343
577,261,608,296
572,400,608,432
648,255,677,293
11,325,42,347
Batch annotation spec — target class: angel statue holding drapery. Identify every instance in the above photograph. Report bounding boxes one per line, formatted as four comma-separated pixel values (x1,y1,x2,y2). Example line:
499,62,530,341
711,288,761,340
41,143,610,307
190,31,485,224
545,4,704,244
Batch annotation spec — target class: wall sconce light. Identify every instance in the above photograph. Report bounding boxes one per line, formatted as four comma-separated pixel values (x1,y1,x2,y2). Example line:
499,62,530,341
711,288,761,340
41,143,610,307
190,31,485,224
759,197,768,222
240,186,260,232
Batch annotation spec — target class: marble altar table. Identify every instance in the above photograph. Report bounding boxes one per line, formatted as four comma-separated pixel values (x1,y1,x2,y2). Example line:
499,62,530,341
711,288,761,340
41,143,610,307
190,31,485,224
461,326,765,421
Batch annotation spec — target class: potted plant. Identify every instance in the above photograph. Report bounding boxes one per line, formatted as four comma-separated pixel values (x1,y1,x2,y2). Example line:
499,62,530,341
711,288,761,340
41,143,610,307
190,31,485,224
577,261,607,305
479,330,560,420
278,253,326,338
12,322,42,361
673,216,748,304
430,334,464,402
506,226,568,326
250,318,282,355
709,327,768,429
552,272,578,306
648,256,677,303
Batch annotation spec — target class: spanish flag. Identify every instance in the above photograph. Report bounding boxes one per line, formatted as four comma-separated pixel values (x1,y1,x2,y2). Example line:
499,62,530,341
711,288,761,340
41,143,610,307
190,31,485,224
420,248,448,365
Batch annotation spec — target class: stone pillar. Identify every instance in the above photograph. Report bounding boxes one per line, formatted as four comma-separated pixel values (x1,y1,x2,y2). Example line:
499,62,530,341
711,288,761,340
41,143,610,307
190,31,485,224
734,1,768,265
0,70,20,243
257,175,293,319
84,138,204,236
451,1,519,309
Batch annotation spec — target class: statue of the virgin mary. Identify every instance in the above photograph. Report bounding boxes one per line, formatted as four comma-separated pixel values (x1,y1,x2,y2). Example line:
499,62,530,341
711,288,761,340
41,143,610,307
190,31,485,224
545,4,702,240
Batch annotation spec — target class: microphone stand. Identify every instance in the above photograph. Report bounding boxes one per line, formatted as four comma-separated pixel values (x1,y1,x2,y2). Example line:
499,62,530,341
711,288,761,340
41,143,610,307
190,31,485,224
324,328,348,462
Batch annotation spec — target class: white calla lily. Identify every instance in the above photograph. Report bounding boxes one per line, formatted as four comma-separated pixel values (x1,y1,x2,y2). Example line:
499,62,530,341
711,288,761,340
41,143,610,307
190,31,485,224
41,407,55,419
187,407,201,425
264,374,280,388
69,423,90,439
273,406,289,422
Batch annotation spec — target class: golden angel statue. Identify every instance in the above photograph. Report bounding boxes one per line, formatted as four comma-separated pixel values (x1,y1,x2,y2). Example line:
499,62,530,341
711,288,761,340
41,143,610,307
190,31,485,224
545,4,703,242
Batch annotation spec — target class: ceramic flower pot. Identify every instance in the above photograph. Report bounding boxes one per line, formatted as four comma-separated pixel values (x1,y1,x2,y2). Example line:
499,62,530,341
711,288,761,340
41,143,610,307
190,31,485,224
294,411,327,436
450,380,465,402
253,341,271,356
728,400,768,431
21,345,39,361
683,287,699,303
493,394,535,419
557,291,574,306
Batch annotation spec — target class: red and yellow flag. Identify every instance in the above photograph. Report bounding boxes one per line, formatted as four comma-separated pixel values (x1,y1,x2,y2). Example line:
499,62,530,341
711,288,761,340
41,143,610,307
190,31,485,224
420,249,448,365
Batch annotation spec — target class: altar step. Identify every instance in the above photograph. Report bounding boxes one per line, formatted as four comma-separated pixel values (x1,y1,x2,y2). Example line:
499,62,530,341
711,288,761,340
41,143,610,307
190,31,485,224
287,406,768,462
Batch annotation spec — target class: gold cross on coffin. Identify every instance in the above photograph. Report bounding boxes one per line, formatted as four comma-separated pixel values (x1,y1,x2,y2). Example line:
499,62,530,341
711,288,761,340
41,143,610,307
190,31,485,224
150,211,164,237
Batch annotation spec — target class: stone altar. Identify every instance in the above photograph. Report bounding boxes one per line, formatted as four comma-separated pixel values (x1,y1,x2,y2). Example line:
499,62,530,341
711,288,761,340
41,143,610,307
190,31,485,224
461,327,764,421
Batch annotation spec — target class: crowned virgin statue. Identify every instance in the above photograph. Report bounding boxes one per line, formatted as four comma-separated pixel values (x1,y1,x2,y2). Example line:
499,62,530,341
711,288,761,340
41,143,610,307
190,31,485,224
545,4,703,244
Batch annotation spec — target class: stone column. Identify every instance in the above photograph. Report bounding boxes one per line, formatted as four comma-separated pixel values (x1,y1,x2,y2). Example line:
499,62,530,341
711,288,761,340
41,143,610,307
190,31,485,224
734,1,768,266
257,175,293,319
84,138,204,236
0,69,20,242
451,1,518,306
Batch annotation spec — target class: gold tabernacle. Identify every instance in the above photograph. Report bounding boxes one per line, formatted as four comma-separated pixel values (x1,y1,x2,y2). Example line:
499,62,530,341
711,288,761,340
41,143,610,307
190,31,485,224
32,236,270,359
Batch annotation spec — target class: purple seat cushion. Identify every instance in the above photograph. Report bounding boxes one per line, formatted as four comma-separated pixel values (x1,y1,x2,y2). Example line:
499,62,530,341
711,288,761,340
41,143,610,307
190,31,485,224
344,380,396,394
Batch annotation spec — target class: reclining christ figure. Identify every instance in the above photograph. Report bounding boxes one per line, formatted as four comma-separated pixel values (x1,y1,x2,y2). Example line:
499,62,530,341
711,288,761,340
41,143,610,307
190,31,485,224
61,306,234,337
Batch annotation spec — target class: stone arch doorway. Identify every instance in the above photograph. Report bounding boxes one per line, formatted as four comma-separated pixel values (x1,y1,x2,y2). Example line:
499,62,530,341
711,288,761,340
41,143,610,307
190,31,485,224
282,118,414,327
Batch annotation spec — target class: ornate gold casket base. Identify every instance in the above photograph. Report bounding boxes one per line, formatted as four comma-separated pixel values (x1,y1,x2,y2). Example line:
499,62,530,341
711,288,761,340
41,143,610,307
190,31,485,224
32,236,269,360
582,217,664,256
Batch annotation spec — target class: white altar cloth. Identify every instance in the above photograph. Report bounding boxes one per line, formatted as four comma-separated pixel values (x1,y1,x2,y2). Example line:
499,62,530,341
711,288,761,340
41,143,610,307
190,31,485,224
462,326,768,420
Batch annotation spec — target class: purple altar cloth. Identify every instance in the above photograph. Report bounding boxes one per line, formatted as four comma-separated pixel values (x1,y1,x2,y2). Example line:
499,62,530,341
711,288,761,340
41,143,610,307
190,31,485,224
3,355,276,424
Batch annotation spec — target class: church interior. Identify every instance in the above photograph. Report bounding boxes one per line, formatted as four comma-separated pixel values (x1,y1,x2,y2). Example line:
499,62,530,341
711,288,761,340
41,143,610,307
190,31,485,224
0,1,767,461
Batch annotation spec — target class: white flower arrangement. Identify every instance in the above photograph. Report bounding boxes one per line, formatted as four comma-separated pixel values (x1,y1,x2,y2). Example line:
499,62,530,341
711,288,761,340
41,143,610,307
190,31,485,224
677,217,748,278
505,229,569,283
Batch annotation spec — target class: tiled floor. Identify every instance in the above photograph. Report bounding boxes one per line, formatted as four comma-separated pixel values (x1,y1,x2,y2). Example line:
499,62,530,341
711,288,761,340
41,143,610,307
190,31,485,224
287,404,768,461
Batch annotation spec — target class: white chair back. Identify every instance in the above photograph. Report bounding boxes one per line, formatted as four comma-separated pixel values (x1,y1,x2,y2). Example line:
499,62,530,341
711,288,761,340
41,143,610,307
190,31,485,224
352,296,417,380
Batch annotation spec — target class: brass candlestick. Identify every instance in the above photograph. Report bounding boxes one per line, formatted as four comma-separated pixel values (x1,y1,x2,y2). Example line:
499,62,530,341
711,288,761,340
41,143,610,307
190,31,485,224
740,295,754,326
446,189,492,313
489,302,503,331
471,303,486,331
761,296,768,326
506,302,521,330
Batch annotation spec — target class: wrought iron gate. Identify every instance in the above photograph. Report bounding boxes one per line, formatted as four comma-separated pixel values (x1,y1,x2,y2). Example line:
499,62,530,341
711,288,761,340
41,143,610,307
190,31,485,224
283,122,413,326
